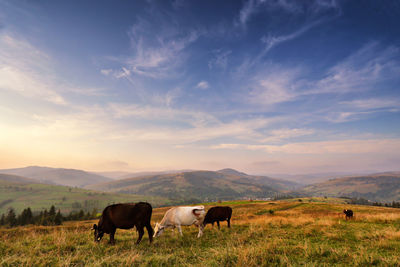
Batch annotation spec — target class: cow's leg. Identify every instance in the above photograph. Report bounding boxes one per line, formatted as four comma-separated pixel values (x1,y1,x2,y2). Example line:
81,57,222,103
145,223,153,244
177,225,183,236
109,229,116,245
217,221,220,229
136,226,145,245
227,218,231,228
211,222,214,228
197,224,204,238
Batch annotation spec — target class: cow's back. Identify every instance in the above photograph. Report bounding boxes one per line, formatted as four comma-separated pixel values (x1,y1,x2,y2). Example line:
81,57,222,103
104,202,152,229
205,206,232,222
163,206,205,225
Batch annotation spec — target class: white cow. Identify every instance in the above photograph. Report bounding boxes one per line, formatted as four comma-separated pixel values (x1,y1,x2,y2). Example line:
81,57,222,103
153,206,206,238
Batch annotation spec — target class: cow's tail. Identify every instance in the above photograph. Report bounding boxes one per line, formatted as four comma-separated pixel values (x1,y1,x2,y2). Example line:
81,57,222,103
192,208,205,218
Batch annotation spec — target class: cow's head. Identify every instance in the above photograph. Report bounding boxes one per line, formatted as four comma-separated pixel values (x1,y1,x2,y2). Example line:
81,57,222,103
153,222,165,237
92,224,104,242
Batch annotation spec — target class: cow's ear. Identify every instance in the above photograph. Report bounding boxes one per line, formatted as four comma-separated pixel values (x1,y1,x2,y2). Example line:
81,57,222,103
92,224,97,230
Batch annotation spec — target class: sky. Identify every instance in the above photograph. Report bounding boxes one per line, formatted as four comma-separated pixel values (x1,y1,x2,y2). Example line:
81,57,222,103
0,0,399,175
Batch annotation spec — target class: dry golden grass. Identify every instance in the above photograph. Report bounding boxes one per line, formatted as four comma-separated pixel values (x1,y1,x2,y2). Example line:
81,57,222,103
1,199,400,266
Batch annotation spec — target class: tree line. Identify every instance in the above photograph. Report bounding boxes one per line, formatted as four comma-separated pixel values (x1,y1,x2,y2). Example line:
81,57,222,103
0,206,98,228
345,197,400,208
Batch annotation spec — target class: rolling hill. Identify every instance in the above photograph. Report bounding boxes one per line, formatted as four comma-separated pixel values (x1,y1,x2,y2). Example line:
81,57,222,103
86,169,296,202
0,166,111,188
217,168,301,191
297,172,400,202
0,177,169,215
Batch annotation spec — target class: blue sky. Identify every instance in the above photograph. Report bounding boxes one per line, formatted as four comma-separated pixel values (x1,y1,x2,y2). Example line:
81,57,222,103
0,0,399,174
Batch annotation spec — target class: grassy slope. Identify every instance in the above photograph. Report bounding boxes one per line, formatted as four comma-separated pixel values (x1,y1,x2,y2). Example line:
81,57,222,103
1,198,400,266
0,180,169,214
298,173,400,202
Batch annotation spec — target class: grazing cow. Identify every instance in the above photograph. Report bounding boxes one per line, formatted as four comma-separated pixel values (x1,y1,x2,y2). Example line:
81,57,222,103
343,209,353,220
92,202,153,245
203,206,232,229
153,206,205,238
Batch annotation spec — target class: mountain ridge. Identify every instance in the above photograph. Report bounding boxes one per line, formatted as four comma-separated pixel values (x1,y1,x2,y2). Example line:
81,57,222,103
0,166,111,188
296,172,400,202
86,169,301,201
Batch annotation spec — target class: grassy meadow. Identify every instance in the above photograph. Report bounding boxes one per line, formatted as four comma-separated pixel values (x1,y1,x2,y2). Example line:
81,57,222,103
1,198,400,266
0,181,169,214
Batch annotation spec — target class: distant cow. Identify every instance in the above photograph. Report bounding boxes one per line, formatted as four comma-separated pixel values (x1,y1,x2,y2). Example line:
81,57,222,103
203,206,232,229
343,209,353,220
92,202,153,245
154,206,206,238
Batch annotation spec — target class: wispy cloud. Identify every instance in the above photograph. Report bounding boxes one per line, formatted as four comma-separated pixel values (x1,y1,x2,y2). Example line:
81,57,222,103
246,67,301,105
0,33,107,104
196,80,209,89
238,0,301,26
100,69,112,76
259,19,322,56
341,98,400,111
102,102,281,144
260,128,315,143
208,49,231,70
308,42,400,95
237,0,340,27
110,18,201,80
0,33,67,105
240,41,400,114
323,98,400,123
211,139,400,155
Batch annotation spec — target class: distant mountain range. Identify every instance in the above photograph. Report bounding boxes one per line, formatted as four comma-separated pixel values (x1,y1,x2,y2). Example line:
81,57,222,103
95,169,196,180
296,172,400,202
263,171,378,185
86,169,300,202
1,166,400,205
0,166,111,187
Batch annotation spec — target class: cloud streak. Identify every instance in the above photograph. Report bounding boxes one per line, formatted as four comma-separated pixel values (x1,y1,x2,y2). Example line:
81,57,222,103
0,33,67,105
116,21,200,79
211,139,400,155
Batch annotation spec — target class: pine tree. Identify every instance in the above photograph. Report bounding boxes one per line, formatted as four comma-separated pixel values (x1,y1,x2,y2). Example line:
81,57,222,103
78,210,85,219
41,209,49,226
26,208,33,225
49,205,56,217
17,209,26,226
6,208,17,227
0,214,5,226
54,210,63,225
48,206,56,225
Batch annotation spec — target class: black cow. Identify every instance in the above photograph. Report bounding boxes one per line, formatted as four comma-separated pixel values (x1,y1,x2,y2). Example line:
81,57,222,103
92,202,153,245
343,209,353,220
202,206,232,229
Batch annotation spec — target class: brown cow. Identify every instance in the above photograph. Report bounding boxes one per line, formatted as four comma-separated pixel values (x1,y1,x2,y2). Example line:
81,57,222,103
92,202,153,245
202,206,232,229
